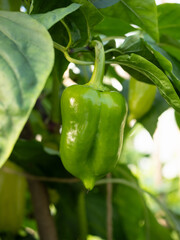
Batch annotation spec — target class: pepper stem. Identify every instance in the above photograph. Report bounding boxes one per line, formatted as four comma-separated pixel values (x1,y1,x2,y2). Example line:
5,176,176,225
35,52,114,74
86,40,107,91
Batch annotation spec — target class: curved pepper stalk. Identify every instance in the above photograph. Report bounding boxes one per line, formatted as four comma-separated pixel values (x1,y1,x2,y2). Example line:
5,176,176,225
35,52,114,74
60,40,127,190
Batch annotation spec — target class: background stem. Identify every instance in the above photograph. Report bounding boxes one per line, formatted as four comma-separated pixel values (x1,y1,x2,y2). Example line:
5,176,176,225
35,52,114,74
28,180,58,240
106,173,113,240
78,191,88,240
51,68,60,123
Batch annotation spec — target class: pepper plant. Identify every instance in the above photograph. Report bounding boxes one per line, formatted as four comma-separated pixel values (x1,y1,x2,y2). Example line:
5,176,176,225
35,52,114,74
0,0,180,239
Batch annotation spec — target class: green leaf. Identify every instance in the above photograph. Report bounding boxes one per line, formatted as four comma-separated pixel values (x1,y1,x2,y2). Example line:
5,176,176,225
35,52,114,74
175,110,180,129
140,92,169,136
32,3,81,29
10,139,70,179
72,0,104,29
32,1,91,48
118,35,161,84
111,165,172,240
0,0,21,11
158,3,180,40
0,11,54,167
90,0,120,8
119,34,180,93
113,54,180,112
159,36,180,61
94,17,135,36
100,0,159,42
144,36,180,94
32,0,71,13
63,9,90,48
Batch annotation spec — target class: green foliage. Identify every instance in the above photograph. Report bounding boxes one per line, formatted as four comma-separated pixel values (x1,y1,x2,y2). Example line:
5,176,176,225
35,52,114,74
0,0,180,239
32,3,81,30
100,0,159,41
0,11,54,167
158,3,180,40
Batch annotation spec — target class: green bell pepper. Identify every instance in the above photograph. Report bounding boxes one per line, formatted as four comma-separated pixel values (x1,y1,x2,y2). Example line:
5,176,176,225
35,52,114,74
60,41,127,190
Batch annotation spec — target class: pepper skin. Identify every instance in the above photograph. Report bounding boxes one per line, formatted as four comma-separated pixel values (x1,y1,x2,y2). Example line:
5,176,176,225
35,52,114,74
60,41,127,190
128,77,156,120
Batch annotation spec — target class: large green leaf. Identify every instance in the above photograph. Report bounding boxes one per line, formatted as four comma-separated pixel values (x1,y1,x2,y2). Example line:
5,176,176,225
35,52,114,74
144,39,180,94
9,140,70,180
158,3,180,40
0,0,21,11
90,165,172,239
119,34,180,93
118,35,161,84
63,8,90,48
112,54,180,112
32,3,81,29
32,1,91,48
94,17,135,36
100,0,159,42
72,0,104,29
0,11,54,167
113,166,172,240
159,35,180,62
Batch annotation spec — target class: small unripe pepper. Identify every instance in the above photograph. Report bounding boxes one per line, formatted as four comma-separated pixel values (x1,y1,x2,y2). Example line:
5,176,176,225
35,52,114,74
128,77,156,121
60,41,127,190
0,161,27,233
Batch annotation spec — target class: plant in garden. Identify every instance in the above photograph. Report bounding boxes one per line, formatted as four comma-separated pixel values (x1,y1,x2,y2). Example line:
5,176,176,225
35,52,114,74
0,0,180,239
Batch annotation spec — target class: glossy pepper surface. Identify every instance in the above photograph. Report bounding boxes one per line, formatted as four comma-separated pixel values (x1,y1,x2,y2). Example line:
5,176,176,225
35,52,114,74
60,41,127,190
128,77,156,120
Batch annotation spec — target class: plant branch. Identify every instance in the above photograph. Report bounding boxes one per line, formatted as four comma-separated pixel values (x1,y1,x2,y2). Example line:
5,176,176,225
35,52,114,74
2,166,79,183
53,42,93,65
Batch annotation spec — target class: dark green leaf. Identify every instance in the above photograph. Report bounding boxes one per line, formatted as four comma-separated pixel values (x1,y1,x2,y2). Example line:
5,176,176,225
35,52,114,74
32,3,81,29
32,0,71,13
112,165,172,240
158,3,180,40
0,0,21,11
140,92,169,136
90,0,120,8
118,35,161,84
159,35,180,62
72,0,104,29
55,187,80,240
93,165,173,240
112,166,145,240
100,0,159,42
119,34,180,93
63,9,90,47
94,17,135,36
0,11,54,167
144,36,180,94
113,54,180,112
10,139,70,180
